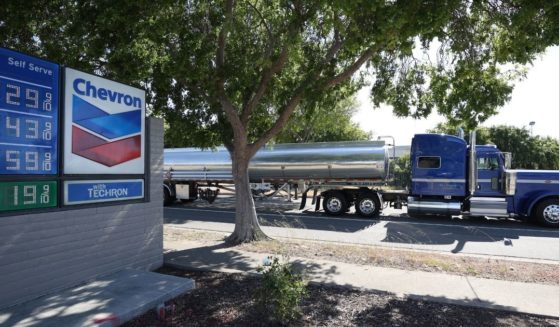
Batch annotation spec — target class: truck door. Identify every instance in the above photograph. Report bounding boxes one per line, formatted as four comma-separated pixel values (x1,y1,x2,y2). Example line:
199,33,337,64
476,154,504,196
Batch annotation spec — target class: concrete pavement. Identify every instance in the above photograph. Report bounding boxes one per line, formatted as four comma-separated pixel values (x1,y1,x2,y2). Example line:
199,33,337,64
165,238,559,318
0,269,194,327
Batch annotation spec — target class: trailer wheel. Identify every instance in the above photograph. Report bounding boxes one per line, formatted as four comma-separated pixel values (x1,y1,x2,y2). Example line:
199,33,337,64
535,199,559,228
322,191,348,216
355,192,381,218
163,186,173,206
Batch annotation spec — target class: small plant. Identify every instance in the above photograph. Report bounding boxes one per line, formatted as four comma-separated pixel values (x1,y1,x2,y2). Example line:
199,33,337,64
254,256,308,323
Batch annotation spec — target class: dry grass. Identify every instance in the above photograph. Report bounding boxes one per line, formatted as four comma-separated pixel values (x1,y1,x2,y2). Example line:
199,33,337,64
165,227,559,286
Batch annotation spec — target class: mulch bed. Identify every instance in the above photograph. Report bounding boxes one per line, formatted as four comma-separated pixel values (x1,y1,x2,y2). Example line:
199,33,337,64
122,267,559,327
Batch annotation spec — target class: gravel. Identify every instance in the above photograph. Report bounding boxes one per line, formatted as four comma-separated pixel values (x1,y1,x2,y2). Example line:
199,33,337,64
122,267,559,327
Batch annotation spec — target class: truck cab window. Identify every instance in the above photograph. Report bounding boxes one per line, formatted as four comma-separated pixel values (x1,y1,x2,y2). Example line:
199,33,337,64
478,157,499,170
417,156,441,169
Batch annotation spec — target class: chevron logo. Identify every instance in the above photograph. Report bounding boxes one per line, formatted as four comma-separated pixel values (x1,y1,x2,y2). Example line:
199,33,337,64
72,95,141,167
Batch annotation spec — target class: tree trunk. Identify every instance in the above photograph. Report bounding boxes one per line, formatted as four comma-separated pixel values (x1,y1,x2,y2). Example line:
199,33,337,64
225,147,270,244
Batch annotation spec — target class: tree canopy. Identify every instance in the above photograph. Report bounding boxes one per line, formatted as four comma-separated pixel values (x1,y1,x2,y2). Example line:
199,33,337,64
430,123,559,170
3,1,558,147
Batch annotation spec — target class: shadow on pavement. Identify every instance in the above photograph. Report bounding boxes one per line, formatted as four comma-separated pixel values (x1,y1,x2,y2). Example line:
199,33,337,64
165,242,255,272
381,220,559,253
165,242,343,281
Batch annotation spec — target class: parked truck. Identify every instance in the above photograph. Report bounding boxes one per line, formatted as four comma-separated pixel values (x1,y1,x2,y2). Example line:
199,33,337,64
163,131,559,228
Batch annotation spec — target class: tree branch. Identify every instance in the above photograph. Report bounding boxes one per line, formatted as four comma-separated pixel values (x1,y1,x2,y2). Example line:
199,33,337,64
246,1,274,57
216,0,235,70
215,0,245,139
248,90,304,157
249,46,378,156
324,47,376,88
241,45,290,124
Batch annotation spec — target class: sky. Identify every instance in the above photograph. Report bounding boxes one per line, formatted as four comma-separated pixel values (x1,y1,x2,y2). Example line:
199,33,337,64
352,46,559,146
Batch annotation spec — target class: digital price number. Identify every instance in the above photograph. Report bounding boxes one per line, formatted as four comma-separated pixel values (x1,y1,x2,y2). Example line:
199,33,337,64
0,180,57,212
0,48,59,174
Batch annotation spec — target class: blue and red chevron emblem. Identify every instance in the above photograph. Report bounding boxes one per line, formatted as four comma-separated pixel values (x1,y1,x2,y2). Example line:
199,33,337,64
72,95,141,167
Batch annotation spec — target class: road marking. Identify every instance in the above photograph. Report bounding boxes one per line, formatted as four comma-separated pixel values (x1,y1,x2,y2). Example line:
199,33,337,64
164,207,559,234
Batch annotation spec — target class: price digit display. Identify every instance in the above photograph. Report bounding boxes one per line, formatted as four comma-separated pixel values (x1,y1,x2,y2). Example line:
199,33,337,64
0,180,57,212
0,48,59,175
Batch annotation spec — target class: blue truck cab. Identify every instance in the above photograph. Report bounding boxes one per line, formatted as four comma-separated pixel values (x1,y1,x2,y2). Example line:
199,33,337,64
407,132,559,227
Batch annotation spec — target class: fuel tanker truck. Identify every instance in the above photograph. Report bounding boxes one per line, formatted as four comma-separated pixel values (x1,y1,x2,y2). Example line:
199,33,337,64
164,131,559,228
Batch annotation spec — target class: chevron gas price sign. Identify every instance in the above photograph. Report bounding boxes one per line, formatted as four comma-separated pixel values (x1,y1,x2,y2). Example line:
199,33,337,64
0,48,59,175
0,47,146,213
0,180,57,212
64,68,145,174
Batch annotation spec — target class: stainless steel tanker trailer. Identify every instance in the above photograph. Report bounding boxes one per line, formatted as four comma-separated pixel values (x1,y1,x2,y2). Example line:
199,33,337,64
163,141,406,217
165,131,559,227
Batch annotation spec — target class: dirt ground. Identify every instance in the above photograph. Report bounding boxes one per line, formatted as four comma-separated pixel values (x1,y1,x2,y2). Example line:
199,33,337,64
123,267,559,327
165,228,559,286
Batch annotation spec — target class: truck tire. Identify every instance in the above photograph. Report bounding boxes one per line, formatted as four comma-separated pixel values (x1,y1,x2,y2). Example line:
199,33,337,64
322,191,348,216
355,192,381,218
535,199,559,228
163,186,173,206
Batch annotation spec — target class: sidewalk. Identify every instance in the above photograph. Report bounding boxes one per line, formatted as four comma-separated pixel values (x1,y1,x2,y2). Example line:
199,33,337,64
165,239,559,318
0,269,194,327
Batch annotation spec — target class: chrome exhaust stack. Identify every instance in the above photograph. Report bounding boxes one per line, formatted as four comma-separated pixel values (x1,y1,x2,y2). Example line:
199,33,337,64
468,130,477,196
457,127,465,139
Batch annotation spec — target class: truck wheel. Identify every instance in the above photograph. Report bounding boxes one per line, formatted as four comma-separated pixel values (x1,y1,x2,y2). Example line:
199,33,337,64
322,191,348,216
163,187,173,206
355,192,381,218
535,199,559,228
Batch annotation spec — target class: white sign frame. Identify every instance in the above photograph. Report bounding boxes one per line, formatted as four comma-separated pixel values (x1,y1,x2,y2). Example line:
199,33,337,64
63,67,145,174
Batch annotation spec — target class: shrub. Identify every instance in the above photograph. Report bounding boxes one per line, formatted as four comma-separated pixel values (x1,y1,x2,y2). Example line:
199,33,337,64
254,256,308,323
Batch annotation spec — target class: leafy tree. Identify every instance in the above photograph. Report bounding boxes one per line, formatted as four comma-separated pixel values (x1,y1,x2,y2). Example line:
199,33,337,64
3,1,558,243
430,123,559,169
275,94,371,144
391,154,412,189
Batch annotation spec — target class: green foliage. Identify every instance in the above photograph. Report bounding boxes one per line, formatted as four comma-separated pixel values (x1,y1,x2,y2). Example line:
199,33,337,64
255,257,308,323
392,154,412,189
275,95,371,144
430,123,559,170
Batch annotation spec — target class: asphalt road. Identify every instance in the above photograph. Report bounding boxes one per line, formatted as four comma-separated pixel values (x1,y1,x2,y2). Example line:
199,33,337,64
164,203,559,262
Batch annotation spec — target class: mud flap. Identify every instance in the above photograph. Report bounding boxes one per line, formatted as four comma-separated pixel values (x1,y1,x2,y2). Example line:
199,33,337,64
299,189,308,210
311,188,318,205
299,187,315,210
315,195,321,211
